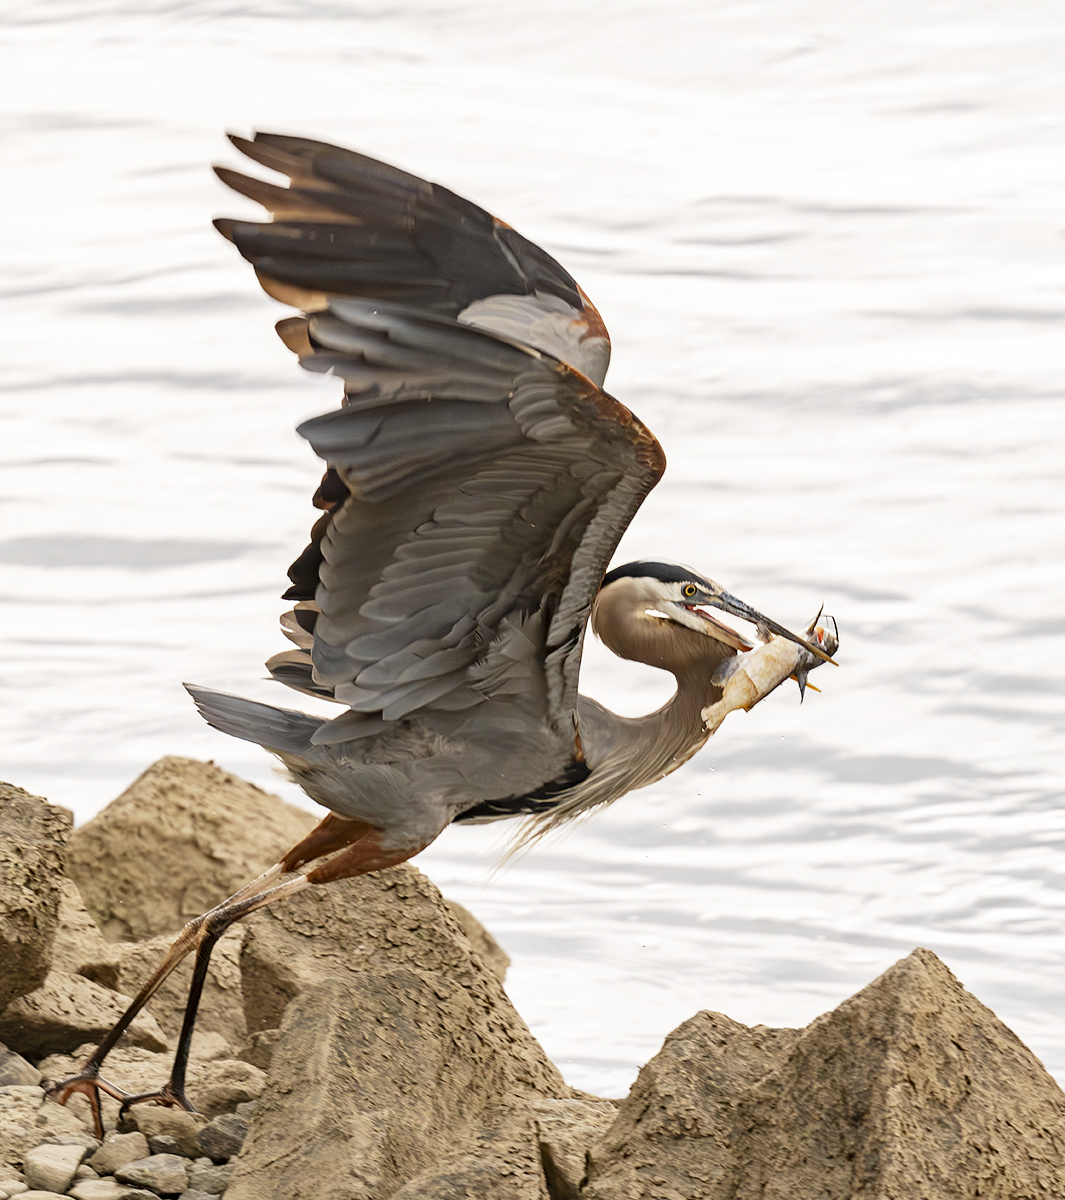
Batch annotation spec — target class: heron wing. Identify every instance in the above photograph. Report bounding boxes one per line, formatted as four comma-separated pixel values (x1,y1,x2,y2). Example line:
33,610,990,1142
216,132,611,386
216,134,664,753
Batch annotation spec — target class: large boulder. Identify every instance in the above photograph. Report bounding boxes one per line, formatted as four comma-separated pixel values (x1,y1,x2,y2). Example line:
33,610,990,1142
226,865,577,1200
0,783,71,1010
0,970,167,1058
66,757,317,941
583,948,1065,1199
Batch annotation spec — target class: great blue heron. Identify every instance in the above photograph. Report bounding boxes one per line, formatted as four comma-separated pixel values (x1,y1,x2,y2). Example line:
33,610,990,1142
49,133,837,1133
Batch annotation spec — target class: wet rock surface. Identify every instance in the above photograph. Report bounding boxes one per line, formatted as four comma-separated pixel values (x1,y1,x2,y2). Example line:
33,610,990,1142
0,758,1063,1198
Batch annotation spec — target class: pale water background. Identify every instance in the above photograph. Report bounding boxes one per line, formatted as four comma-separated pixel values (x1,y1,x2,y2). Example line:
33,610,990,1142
2,1,1064,1095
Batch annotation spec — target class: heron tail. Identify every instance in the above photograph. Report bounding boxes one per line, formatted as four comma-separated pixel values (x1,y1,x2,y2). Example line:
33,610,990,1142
184,684,323,754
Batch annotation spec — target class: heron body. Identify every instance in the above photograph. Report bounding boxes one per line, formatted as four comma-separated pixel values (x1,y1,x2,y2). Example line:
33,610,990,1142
48,132,837,1131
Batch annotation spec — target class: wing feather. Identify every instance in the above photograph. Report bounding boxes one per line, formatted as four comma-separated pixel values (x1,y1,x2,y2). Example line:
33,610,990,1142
218,132,665,773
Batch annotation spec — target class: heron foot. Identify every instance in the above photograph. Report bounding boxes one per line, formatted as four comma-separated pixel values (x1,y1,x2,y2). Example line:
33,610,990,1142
45,1067,133,1139
118,1081,198,1122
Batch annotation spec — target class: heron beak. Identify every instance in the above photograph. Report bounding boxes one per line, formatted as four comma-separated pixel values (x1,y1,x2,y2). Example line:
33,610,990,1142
707,590,837,665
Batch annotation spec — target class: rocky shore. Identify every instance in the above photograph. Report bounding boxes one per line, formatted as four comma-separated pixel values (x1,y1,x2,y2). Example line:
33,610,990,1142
2,759,1064,1199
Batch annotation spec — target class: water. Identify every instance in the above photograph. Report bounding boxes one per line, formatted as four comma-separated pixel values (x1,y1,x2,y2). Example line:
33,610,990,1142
2,1,1064,1096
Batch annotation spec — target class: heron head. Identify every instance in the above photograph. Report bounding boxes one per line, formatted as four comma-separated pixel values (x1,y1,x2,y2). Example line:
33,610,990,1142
592,561,834,667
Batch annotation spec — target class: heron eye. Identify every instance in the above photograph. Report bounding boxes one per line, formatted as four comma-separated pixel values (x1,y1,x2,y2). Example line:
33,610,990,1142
682,583,698,598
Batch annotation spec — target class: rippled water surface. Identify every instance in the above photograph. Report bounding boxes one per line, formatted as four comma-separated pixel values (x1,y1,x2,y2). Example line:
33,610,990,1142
3,0,1064,1095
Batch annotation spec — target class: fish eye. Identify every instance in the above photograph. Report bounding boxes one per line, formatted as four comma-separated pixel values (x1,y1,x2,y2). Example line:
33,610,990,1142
682,583,698,598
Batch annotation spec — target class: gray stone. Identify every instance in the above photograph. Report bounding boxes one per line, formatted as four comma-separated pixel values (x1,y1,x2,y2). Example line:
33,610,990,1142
196,1113,246,1162
120,1107,207,1158
0,784,70,1010
0,1085,92,1174
69,1183,130,1200
115,1154,189,1195
146,1135,181,1157
40,1133,100,1154
0,970,168,1057
89,1132,150,1177
0,1046,40,1089
185,1161,233,1195
23,1143,85,1195
70,1187,157,1200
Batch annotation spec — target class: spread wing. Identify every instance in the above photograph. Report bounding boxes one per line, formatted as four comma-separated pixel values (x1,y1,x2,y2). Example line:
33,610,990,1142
216,132,665,751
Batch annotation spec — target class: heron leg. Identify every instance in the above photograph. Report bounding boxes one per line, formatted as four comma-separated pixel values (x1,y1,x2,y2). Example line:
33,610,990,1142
114,873,310,1120
44,862,290,1136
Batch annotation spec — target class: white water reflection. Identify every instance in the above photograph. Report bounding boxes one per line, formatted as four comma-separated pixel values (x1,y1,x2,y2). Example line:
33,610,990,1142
2,1,1063,1096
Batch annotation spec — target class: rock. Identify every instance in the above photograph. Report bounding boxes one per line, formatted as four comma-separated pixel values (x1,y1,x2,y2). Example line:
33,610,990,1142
195,1113,246,1162
529,1098,618,1199
180,1057,264,1119
0,784,70,1010
22,1143,85,1194
17,1192,69,1200
445,899,511,984
185,1161,232,1194
0,1179,27,1199
236,1029,278,1071
48,881,122,992
227,970,568,1200
146,1135,181,1157
0,1086,93,1173
178,1192,217,1200
70,1184,157,1200
88,1131,150,1177
0,970,168,1057
583,948,1065,1199
69,1182,147,1200
119,1111,206,1160
115,1154,189,1196
227,864,572,1199
67,758,316,942
114,930,246,1048
38,1044,259,1133
39,1133,99,1154
0,1046,40,1089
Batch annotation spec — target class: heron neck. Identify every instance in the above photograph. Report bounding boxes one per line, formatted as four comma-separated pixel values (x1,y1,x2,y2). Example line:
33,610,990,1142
591,665,720,796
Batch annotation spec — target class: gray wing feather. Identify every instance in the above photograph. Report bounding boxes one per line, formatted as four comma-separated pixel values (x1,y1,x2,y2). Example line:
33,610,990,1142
215,133,665,782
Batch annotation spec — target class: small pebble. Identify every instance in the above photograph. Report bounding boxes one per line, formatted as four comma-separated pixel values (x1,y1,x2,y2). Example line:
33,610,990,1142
115,1153,190,1196
73,1163,99,1179
186,1161,233,1195
23,1143,85,1194
234,1099,257,1118
147,1134,183,1157
89,1132,151,1178
177,1192,216,1200
196,1112,247,1161
41,1133,100,1155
